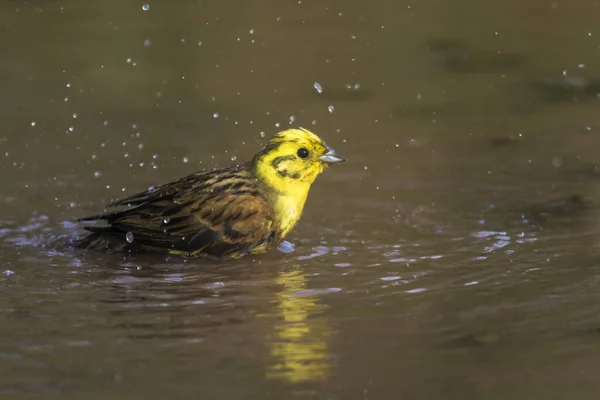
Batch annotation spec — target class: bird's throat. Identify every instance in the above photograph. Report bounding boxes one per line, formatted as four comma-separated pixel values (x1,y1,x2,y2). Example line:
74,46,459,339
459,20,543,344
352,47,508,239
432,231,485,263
252,156,313,238
273,192,308,238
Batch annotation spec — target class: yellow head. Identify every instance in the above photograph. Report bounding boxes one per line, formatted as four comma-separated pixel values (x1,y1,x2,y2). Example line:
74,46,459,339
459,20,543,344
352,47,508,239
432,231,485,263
252,128,345,193
252,128,345,236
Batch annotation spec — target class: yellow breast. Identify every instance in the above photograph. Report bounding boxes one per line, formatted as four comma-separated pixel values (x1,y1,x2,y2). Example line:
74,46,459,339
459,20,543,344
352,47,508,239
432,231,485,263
274,192,308,238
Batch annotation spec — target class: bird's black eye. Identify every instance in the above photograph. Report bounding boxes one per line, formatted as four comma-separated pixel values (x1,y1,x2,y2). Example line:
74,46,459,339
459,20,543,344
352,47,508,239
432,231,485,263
297,147,309,159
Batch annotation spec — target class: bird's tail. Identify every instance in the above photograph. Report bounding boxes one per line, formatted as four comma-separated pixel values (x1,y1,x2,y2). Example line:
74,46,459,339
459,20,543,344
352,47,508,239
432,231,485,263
73,226,129,253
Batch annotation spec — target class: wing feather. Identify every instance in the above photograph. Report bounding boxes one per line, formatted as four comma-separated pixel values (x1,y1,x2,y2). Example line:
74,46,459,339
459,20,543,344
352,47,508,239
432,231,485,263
76,164,279,258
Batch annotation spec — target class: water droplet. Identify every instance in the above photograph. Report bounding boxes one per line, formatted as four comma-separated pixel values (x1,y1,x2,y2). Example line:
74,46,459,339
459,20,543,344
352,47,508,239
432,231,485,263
163,218,171,224
277,240,295,253
260,131,266,137
183,156,189,163
275,122,281,128
126,232,134,243
126,58,132,64
313,82,323,94
231,155,237,161
142,4,149,11
138,144,144,149
207,281,225,289
72,113,77,119
328,105,335,113
144,39,152,47
30,121,36,127
289,115,295,123
2,270,15,276
94,171,102,177
249,28,255,34
213,112,219,119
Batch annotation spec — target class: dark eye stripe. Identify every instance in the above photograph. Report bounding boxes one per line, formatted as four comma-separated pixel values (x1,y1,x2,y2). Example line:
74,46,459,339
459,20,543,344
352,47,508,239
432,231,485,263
277,169,301,179
271,155,296,168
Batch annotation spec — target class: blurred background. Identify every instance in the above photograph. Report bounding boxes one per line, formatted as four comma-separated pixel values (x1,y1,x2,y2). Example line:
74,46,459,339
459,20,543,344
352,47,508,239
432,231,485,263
2,0,600,398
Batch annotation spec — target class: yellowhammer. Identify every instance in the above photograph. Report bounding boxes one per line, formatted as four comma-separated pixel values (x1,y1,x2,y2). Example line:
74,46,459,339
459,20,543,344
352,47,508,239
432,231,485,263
76,128,345,259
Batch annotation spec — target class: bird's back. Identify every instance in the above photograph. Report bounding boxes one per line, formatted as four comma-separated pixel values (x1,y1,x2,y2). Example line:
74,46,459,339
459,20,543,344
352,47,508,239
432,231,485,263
75,163,281,259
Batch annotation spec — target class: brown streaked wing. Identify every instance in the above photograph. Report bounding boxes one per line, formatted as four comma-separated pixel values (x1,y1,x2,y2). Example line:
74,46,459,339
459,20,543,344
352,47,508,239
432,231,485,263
188,193,277,257
106,164,249,208
107,192,277,258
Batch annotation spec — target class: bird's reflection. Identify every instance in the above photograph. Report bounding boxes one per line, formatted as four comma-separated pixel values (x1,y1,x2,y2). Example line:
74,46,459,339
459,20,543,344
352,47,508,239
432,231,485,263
265,267,331,384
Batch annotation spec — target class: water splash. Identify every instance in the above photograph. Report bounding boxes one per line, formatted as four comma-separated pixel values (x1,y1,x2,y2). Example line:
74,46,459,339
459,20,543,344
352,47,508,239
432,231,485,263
313,82,323,94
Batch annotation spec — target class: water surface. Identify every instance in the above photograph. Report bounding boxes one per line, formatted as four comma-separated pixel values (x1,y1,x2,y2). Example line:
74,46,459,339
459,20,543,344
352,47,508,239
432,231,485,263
2,0,600,398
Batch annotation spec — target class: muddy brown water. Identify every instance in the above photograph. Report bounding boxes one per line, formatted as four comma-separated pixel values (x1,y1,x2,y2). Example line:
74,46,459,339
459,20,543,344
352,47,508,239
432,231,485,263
2,1,600,399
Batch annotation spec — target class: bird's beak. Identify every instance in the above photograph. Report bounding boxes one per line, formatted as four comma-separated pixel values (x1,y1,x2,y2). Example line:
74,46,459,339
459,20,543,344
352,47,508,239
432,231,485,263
319,147,346,164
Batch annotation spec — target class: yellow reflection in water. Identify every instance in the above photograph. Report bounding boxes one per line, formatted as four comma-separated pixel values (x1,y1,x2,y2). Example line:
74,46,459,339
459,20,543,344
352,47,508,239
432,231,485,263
265,268,331,384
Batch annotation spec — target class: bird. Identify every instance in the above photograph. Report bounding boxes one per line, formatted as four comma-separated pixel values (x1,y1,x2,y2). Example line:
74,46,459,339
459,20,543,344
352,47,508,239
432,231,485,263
75,128,346,259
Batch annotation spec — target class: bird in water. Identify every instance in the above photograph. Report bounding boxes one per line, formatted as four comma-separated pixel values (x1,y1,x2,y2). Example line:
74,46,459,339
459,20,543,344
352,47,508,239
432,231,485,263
75,128,346,259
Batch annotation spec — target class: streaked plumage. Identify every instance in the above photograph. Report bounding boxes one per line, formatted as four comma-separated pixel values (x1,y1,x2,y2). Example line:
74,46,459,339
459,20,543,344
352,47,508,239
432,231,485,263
75,128,345,259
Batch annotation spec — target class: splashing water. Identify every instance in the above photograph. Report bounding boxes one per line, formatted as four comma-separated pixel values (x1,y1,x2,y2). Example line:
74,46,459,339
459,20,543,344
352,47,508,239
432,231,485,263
313,82,323,94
